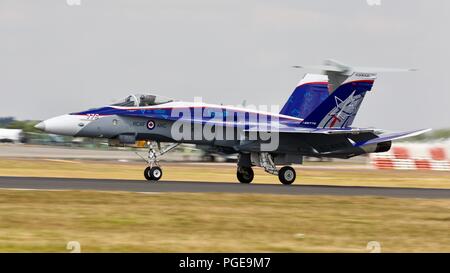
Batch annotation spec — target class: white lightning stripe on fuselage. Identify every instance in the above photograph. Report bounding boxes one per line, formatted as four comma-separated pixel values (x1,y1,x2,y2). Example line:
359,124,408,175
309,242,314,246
111,101,304,122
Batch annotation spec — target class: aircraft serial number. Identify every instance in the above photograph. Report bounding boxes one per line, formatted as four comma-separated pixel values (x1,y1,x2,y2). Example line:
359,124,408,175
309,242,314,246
85,114,100,120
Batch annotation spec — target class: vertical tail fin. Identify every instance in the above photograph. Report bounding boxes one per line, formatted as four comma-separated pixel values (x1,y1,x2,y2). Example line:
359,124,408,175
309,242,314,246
301,72,377,128
279,74,329,119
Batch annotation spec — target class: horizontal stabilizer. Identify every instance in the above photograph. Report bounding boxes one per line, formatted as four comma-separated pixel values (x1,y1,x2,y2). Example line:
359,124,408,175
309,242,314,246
293,59,417,74
293,59,416,93
355,128,431,147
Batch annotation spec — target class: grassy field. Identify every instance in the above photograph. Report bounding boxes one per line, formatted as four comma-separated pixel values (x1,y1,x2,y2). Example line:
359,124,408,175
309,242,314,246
0,189,449,252
0,159,449,188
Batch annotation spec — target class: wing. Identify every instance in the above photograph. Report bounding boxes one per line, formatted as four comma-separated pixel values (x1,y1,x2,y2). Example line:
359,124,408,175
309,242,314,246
244,124,430,151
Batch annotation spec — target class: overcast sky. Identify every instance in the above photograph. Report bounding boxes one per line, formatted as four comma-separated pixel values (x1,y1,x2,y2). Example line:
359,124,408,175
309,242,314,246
0,0,449,130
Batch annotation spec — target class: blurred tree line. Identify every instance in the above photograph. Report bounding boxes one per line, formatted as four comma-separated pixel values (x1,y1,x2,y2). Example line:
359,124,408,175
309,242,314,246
0,117,41,133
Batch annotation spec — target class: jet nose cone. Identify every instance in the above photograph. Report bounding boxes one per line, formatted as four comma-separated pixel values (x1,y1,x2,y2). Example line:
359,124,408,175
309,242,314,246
39,114,84,136
34,121,46,131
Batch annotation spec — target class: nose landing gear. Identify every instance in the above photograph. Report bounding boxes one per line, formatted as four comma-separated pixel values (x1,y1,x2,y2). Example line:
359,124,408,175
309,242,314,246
144,166,163,181
136,141,180,182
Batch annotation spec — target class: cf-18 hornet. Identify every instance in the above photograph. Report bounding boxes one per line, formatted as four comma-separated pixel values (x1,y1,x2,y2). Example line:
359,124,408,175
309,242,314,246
35,66,428,184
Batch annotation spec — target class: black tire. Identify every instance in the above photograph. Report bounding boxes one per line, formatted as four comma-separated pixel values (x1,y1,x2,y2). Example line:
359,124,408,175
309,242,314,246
237,167,254,184
278,166,296,185
144,167,152,180
144,166,163,181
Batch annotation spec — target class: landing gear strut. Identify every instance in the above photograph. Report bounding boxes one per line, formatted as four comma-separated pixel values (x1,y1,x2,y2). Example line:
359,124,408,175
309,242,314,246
137,141,180,182
237,152,297,185
259,152,296,185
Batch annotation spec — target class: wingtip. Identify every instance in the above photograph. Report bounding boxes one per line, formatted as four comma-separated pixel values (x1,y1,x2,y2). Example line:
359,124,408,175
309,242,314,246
408,128,432,138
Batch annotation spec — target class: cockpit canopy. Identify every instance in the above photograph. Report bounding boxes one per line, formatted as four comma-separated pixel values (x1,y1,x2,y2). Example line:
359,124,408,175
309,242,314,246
110,94,174,107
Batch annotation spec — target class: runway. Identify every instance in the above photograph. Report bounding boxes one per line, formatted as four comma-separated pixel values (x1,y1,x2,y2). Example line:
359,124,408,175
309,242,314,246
0,176,449,198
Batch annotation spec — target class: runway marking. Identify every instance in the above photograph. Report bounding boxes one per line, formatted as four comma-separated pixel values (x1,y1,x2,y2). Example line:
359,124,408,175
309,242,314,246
44,159,81,164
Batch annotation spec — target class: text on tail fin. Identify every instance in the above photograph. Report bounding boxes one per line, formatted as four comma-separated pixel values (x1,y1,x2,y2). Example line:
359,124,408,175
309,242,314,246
301,73,377,128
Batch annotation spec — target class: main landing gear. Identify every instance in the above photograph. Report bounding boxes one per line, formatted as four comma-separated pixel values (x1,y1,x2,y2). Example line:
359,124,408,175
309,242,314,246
236,166,254,184
236,153,297,185
278,166,296,185
137,141,180,182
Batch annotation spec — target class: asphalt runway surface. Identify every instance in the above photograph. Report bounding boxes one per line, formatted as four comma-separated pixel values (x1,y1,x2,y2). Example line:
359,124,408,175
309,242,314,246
0,176,449,199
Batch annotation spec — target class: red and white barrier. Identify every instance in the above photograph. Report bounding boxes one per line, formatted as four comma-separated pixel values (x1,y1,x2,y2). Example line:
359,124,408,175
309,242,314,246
369,141,450,171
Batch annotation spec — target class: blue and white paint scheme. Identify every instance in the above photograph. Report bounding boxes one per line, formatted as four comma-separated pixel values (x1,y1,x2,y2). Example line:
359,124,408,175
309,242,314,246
35,72,430,184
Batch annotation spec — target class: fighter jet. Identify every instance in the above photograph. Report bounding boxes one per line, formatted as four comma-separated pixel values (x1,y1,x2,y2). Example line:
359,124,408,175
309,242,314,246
35,71,429,184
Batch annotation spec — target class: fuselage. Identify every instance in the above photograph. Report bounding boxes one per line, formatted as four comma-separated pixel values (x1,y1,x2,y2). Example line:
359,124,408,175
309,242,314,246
36,100,303,149
35,87,407,159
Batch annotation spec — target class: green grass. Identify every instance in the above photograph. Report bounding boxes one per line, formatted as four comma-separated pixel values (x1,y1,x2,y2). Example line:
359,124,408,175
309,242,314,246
0,189,449,252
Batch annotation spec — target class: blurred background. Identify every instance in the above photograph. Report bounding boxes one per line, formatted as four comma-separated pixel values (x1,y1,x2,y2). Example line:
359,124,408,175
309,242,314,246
0,0,449,130
1,0,450,166
0,0,449,253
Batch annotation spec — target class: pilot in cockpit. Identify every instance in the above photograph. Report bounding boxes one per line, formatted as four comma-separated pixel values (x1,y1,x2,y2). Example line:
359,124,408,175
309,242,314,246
139,95,156,106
